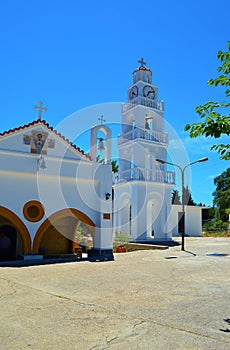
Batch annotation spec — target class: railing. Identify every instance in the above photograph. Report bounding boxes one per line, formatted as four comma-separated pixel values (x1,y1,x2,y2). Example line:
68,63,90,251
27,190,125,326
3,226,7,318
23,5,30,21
113,168,175,184
122,98,164,113
118,128,168,145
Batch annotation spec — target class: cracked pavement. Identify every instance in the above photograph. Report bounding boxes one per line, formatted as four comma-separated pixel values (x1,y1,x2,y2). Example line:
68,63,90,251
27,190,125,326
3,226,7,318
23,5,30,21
0,237,230,349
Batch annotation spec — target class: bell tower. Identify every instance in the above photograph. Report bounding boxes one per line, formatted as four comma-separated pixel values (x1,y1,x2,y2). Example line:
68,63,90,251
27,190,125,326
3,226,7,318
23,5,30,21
118,58,168,177
113,59,174,242
90,116,112,164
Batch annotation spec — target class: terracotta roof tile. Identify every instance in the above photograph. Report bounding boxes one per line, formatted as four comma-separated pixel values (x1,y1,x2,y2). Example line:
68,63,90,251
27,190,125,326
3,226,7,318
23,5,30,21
133,66,151,74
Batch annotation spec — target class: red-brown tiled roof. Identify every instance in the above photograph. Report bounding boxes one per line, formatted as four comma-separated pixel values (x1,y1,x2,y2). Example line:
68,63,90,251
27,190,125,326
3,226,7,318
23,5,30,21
0,118,91,160
133,65,151,74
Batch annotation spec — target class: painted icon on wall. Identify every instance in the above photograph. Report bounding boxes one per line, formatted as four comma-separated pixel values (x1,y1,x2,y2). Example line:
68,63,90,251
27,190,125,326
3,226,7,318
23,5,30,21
31,131,48,154
23,130,55,154
23,135,31,145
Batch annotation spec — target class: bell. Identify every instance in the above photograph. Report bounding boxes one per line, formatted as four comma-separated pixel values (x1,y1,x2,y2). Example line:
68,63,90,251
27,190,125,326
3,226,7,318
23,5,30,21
38,156,47,169
145,120,150,130
40,158,47,169
97,138,105,150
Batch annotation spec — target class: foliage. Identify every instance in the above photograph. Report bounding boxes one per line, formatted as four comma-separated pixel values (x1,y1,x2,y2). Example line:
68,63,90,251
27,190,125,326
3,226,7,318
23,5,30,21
202,230,229,238
111,159,119,173
96,155,119,173
203,219,228,231
197,202,206,207
172,187,197,205
75,223,92,244
213,168,230,221
202,218,229,237
96,154,104,163
75,225,85,243
184,41,230,160
183,186,196,206
172,189,181,204
113,231,131,245
202,207,215,222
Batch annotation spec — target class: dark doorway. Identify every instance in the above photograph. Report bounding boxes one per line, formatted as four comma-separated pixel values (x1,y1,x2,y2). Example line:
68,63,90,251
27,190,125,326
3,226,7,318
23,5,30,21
0,225,17,261
178,212,184,235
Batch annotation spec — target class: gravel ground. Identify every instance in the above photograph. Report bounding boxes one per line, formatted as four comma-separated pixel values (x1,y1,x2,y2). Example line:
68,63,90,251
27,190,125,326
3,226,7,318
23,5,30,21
0,237,229,350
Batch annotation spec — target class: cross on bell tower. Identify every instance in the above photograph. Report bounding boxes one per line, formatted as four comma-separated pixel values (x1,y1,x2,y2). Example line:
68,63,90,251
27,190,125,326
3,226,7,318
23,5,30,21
138,57,146,66
34,101,47,120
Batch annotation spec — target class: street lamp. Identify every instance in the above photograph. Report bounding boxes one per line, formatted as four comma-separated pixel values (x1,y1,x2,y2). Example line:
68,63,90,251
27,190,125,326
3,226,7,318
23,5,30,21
156,157,208,251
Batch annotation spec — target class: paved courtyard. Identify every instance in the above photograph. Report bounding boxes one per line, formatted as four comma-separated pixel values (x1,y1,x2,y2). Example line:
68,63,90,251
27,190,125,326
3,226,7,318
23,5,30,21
0,237,229,349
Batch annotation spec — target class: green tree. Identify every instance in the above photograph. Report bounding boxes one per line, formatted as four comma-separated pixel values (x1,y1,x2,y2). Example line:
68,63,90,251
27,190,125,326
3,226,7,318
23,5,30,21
213,168,230,221
172,187,197,205
96,154,104,163
202,206,215,222
172,189,181,204
183,186,196,206
111,159,119,173
185,41,230,160
96,155,119,173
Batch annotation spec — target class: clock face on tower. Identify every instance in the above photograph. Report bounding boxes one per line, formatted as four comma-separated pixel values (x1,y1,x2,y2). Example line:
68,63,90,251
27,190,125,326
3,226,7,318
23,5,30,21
129,86,138,100
143,85,155,99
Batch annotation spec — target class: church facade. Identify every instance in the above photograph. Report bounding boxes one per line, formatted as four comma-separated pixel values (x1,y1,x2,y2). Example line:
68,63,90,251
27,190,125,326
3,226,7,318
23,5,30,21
0,59,205,262
0,119,114,262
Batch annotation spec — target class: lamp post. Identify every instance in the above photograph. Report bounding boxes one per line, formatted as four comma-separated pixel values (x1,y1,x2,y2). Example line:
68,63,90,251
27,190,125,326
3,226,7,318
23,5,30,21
156,157,208,251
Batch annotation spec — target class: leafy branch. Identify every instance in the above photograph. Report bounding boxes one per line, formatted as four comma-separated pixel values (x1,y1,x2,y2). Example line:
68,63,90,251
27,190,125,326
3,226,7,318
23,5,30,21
185,41,230,160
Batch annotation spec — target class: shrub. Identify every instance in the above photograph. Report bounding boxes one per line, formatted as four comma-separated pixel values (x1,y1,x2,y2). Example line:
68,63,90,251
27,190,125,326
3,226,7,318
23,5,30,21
113,232,131,245
203,219,228,231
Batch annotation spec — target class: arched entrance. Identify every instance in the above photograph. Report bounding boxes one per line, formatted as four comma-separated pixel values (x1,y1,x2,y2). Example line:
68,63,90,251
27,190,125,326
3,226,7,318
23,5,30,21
0,206,31,260
0,225,17,261
33,208,95,255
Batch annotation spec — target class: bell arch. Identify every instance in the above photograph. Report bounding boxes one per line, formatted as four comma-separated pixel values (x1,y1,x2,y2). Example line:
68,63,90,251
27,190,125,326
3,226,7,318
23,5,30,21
90,124,112,164
0,206,31,253
33,208,95,254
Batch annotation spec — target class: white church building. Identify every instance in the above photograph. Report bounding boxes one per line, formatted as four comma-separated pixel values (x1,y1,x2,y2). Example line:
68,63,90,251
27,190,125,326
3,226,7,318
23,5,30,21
112,60,174,241
0,59,204,263
0,118,114,262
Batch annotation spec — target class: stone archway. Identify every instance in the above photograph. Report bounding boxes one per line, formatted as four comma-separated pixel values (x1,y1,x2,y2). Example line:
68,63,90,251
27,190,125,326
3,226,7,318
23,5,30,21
33,208,95,255
0,206,31,256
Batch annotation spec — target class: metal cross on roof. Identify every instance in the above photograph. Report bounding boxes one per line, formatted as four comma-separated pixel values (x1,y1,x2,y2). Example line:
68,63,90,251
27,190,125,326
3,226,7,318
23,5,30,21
138,57,146,66
98,115,106,124
34,101,47,120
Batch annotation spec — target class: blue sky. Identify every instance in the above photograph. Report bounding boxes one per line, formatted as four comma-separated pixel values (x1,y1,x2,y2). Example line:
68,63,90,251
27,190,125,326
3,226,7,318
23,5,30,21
0,0,229,206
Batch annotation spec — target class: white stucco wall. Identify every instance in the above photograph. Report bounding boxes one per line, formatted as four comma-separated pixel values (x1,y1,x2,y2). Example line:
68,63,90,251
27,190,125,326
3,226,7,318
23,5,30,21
113,180,173,242
0,122,113,252
170,205,205,237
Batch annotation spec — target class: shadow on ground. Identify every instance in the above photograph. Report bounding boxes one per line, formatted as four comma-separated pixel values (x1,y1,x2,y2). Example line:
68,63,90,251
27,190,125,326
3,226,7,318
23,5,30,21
0,257,88,268
220,318,230,332
131,240,181,247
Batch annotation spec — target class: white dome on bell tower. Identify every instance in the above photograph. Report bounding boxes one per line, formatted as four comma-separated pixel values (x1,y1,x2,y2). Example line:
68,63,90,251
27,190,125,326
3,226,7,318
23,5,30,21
133,57,152,84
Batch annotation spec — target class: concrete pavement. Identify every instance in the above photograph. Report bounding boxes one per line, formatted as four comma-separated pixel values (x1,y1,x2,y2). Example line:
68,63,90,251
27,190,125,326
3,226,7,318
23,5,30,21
0,237,229,349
